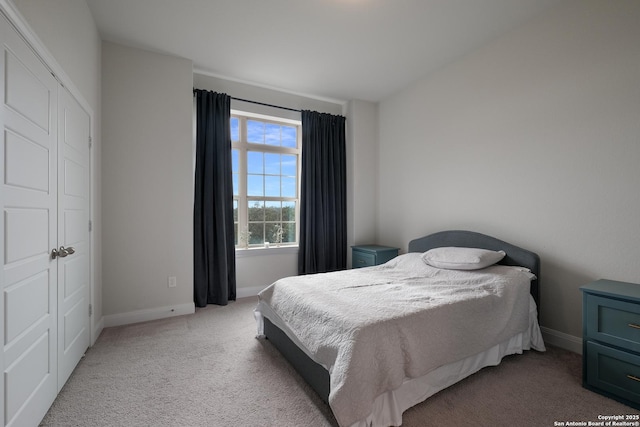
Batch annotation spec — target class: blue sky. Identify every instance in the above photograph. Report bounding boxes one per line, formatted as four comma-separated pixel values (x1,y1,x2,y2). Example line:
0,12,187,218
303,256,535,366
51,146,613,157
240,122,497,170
231,118,298,197
231,118,296,147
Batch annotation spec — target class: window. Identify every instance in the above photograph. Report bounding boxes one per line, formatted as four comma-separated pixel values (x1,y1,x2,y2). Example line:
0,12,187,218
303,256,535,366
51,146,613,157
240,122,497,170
231,112,301,249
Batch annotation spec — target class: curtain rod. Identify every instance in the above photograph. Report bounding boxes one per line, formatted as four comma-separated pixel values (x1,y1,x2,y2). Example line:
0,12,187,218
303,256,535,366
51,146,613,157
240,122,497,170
230,96,301,113
193,89,301,113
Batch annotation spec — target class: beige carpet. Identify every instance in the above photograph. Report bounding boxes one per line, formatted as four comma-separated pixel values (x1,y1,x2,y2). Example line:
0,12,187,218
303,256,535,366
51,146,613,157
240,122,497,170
41,297,638,427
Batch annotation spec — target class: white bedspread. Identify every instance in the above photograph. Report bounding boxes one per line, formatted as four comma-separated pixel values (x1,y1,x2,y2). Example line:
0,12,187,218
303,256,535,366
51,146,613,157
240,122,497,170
256,253,538,427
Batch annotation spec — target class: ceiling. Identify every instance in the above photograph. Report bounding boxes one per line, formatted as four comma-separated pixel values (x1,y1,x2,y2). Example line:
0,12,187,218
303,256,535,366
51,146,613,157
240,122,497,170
86,0,559,103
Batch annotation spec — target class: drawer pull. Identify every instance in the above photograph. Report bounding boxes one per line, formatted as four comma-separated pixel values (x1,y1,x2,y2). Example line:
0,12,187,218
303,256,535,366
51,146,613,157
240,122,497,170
628,323,640,330
627,374,640,382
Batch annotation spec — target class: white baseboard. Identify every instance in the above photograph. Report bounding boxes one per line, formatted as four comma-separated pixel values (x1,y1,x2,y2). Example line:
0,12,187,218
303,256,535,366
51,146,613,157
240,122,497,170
236,285,268,299
541,326,583,354
104,303,195,328
103,288,263,328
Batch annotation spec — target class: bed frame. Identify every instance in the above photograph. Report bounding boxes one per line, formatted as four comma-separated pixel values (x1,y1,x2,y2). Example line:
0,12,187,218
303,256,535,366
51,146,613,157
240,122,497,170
263,230,541,405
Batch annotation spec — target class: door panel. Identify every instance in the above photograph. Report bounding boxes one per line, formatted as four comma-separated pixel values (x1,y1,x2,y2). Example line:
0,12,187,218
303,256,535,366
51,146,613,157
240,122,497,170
4,130,50,191
64,209,85,246
63,158,85,197
4,271,49,343
5,332,52,422
63,255,85,298
4,208,49,263
1,12,59,427
4,48,51,132
57,87,90,392
63,298,86,349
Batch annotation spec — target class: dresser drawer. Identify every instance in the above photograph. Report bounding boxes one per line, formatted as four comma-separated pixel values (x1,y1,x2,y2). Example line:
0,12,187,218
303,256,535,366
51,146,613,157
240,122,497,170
352,251,375,268
586,341,640,404
585,294,640,353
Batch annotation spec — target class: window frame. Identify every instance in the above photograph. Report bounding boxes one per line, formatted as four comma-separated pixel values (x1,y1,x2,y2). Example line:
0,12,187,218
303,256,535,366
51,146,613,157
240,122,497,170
231,110,301,250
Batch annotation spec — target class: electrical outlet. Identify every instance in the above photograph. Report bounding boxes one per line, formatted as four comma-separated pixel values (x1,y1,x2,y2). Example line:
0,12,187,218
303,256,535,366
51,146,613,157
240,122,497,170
168,276,177,288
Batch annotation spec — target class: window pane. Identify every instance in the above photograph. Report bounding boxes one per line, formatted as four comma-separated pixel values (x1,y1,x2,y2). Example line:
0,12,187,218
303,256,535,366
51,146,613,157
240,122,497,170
248,200,264,221
283,222,295,243
247,120,264,144
282,126,297,148
248,151,263,174
234,223,238,245
282,201,295,221
265,223,279,244
231,118,239,141
233,174,239,196
265,176,280,197
265,153,280,175
232,150,239,196
248,223,264,244
282,176,296,197
265,123,280,146
232,149,239,172
265,201,280,221
281,154,296,176
248,175,264,196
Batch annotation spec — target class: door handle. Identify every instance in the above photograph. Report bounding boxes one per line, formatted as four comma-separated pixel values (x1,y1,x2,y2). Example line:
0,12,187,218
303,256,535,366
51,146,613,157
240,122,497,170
51,246,75,259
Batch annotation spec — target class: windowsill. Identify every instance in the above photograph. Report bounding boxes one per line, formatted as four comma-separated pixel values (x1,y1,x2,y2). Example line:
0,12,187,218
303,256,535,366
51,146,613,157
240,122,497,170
235,245,299,258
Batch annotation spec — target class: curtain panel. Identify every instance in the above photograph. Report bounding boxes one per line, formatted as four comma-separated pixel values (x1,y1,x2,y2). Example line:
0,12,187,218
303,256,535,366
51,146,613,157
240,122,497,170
298,110,347,275
193,90,236,306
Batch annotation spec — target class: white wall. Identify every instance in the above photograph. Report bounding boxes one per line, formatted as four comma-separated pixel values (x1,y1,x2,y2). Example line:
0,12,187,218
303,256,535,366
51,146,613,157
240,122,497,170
102,42,193,319
346,99,378,263
9,0,103,339
377,0,640,342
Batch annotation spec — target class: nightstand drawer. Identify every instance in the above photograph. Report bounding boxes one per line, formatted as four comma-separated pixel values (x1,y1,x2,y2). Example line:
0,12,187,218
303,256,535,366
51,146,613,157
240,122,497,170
351,245,399,269
585,294,640,353
586,341,640,404
352,251,375,268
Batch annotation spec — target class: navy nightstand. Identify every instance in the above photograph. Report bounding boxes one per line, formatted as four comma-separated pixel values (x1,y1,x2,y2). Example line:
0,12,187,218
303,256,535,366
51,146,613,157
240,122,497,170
351,245,399,269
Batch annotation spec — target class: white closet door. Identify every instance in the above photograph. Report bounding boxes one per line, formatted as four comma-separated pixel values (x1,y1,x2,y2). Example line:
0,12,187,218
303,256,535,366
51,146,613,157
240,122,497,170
1,14,59,427
57,87,90,391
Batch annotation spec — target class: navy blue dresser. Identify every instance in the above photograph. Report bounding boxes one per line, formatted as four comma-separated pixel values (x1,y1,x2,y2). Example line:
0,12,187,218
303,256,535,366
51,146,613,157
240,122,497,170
581,279,640,410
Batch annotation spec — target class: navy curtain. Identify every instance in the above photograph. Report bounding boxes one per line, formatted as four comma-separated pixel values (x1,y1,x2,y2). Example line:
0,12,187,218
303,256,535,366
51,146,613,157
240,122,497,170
193,90,236,306
298,110,347,275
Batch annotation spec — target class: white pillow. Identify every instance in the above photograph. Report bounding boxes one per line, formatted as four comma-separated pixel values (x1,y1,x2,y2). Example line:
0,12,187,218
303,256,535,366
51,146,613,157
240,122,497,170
421,247,506,270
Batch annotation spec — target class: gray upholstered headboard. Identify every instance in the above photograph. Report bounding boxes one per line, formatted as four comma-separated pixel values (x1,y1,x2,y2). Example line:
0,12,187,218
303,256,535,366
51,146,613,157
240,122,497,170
408,230,540,311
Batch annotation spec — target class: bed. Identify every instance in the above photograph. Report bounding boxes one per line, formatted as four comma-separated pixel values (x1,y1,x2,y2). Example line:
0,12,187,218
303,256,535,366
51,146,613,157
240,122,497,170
254,230,545,427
